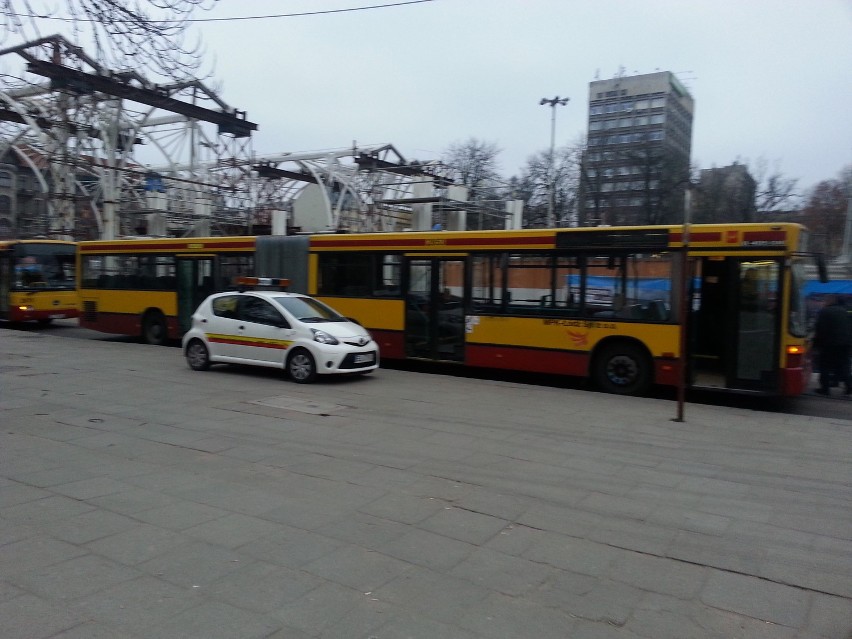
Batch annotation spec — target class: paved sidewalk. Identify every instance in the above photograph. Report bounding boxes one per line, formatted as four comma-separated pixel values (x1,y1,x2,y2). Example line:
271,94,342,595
1,329,851,639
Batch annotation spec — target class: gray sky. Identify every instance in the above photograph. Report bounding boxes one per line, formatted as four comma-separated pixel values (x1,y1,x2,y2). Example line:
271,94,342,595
146,1,852,193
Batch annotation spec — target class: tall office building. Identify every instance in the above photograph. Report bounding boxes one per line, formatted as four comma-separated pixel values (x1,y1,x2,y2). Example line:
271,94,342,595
581,71,694,226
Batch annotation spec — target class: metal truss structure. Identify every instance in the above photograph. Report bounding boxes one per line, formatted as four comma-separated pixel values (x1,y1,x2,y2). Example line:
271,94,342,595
0,36,493,240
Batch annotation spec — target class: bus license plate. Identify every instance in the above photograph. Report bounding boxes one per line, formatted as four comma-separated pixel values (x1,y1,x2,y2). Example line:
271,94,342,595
354,353,374,364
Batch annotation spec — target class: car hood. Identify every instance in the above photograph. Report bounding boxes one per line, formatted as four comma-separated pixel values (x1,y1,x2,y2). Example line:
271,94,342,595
312,321,372,340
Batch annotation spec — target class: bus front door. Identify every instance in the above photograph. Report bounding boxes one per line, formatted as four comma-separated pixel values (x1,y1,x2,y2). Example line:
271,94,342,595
689,257,781,392
404,258,465,362
176,257,216,335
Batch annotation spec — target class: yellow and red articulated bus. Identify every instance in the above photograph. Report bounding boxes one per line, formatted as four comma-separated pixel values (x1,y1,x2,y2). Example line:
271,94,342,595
78,223,817,397
0,239,78,324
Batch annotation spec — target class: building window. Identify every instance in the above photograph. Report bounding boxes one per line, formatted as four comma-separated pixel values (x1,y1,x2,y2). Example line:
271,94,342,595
0,171,12,189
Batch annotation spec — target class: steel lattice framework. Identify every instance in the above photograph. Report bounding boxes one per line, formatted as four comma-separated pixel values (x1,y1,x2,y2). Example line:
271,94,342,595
0,36,462,239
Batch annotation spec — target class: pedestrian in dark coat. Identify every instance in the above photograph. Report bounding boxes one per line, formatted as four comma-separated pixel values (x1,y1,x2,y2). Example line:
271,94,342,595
813,295,852,395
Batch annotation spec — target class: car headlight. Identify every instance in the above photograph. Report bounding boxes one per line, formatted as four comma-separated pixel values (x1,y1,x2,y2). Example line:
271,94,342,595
311,328,339,345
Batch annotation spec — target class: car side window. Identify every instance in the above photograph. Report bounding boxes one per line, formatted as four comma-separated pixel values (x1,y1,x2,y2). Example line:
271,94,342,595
239,296,289,328
211,295,239,319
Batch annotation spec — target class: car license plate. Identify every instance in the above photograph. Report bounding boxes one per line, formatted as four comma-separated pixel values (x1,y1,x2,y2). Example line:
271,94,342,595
354,353,374,364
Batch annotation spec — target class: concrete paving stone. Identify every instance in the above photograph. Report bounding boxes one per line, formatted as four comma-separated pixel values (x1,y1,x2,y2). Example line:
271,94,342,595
302,544,412,592
315,511,409,550
203,561,323,613
144,600,281,639
646,505,732,536
632,592,800,639
311,594,397,639
399,475,477,501
450,546,555,596
523,532,624,577
695,494,775,523
70,574,201,632
700,569,811,628
767,507,852,539
372,567,491,623
182,512,284,549
0,580,26,603
131,501,229,531
264,626,315,639
577,491,659,521
538,574,645,626
516,502,603,538
760,548,852,599
10,465,103,489
236,528,344,569
0,481,53,507
49,620,143,638
804,592,852,638
589,519,679,557
1,494,95,526
371,610,485,639
457,591,579,639
260,496,360,530
348,464,426,490
357,492,445,525
137,541,246,588
380,527,476,571
85,523,192,566
85,486,179,516
159,482,287,516
604,551,708,599
417,506,510,545
0,593,90,639
271,581,374,635
667,529,766,574
483,523,548,557
451,485,533,522
568,618,645,639
10,553,141,600
0,535,88,577
50,475,135,500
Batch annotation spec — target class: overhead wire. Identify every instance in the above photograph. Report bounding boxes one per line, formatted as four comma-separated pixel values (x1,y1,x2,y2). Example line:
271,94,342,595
3,0,437,24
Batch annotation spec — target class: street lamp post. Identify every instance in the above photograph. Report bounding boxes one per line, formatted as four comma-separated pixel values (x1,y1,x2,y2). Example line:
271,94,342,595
540,96,569,227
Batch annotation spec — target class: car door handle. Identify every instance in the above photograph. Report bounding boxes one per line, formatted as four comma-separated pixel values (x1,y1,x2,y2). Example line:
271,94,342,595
238,325,245,330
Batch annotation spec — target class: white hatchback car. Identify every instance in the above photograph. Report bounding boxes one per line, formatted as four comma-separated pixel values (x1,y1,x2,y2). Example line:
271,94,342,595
182,286,379,383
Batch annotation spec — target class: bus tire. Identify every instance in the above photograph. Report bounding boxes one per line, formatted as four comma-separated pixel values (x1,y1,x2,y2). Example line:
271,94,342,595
593,341,652,395
287,348,317,384
185,339,210,371
142,311,168,346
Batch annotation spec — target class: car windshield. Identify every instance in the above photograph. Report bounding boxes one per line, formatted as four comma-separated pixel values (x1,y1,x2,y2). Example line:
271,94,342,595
273,295,348,322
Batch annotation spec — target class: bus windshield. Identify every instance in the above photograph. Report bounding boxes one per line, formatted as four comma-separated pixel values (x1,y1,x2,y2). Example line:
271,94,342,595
14,244,76,290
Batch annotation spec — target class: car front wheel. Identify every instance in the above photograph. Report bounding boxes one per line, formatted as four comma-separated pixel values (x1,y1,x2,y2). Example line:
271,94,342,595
287,348,317,383
185,339,211,371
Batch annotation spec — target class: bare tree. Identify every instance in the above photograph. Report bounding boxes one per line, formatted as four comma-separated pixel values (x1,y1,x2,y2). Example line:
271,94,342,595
519,144,580,227
801,173,849,259
1,0,215,78
442,137,502,192
749,158,799,221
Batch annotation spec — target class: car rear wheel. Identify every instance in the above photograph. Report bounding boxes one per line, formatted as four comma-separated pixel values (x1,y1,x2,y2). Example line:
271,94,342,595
287,348,317,384
185,339,210,371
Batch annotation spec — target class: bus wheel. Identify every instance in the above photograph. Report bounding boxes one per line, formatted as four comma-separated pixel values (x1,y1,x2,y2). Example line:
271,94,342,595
287,348,317,384
185,339,210,371
593,342,651,395
142,311,168,346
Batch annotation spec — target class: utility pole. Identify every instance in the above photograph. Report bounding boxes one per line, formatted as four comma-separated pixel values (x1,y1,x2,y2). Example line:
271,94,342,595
539,96,569,227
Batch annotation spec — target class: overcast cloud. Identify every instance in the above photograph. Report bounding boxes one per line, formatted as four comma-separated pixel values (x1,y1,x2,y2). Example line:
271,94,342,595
193,0,850,192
